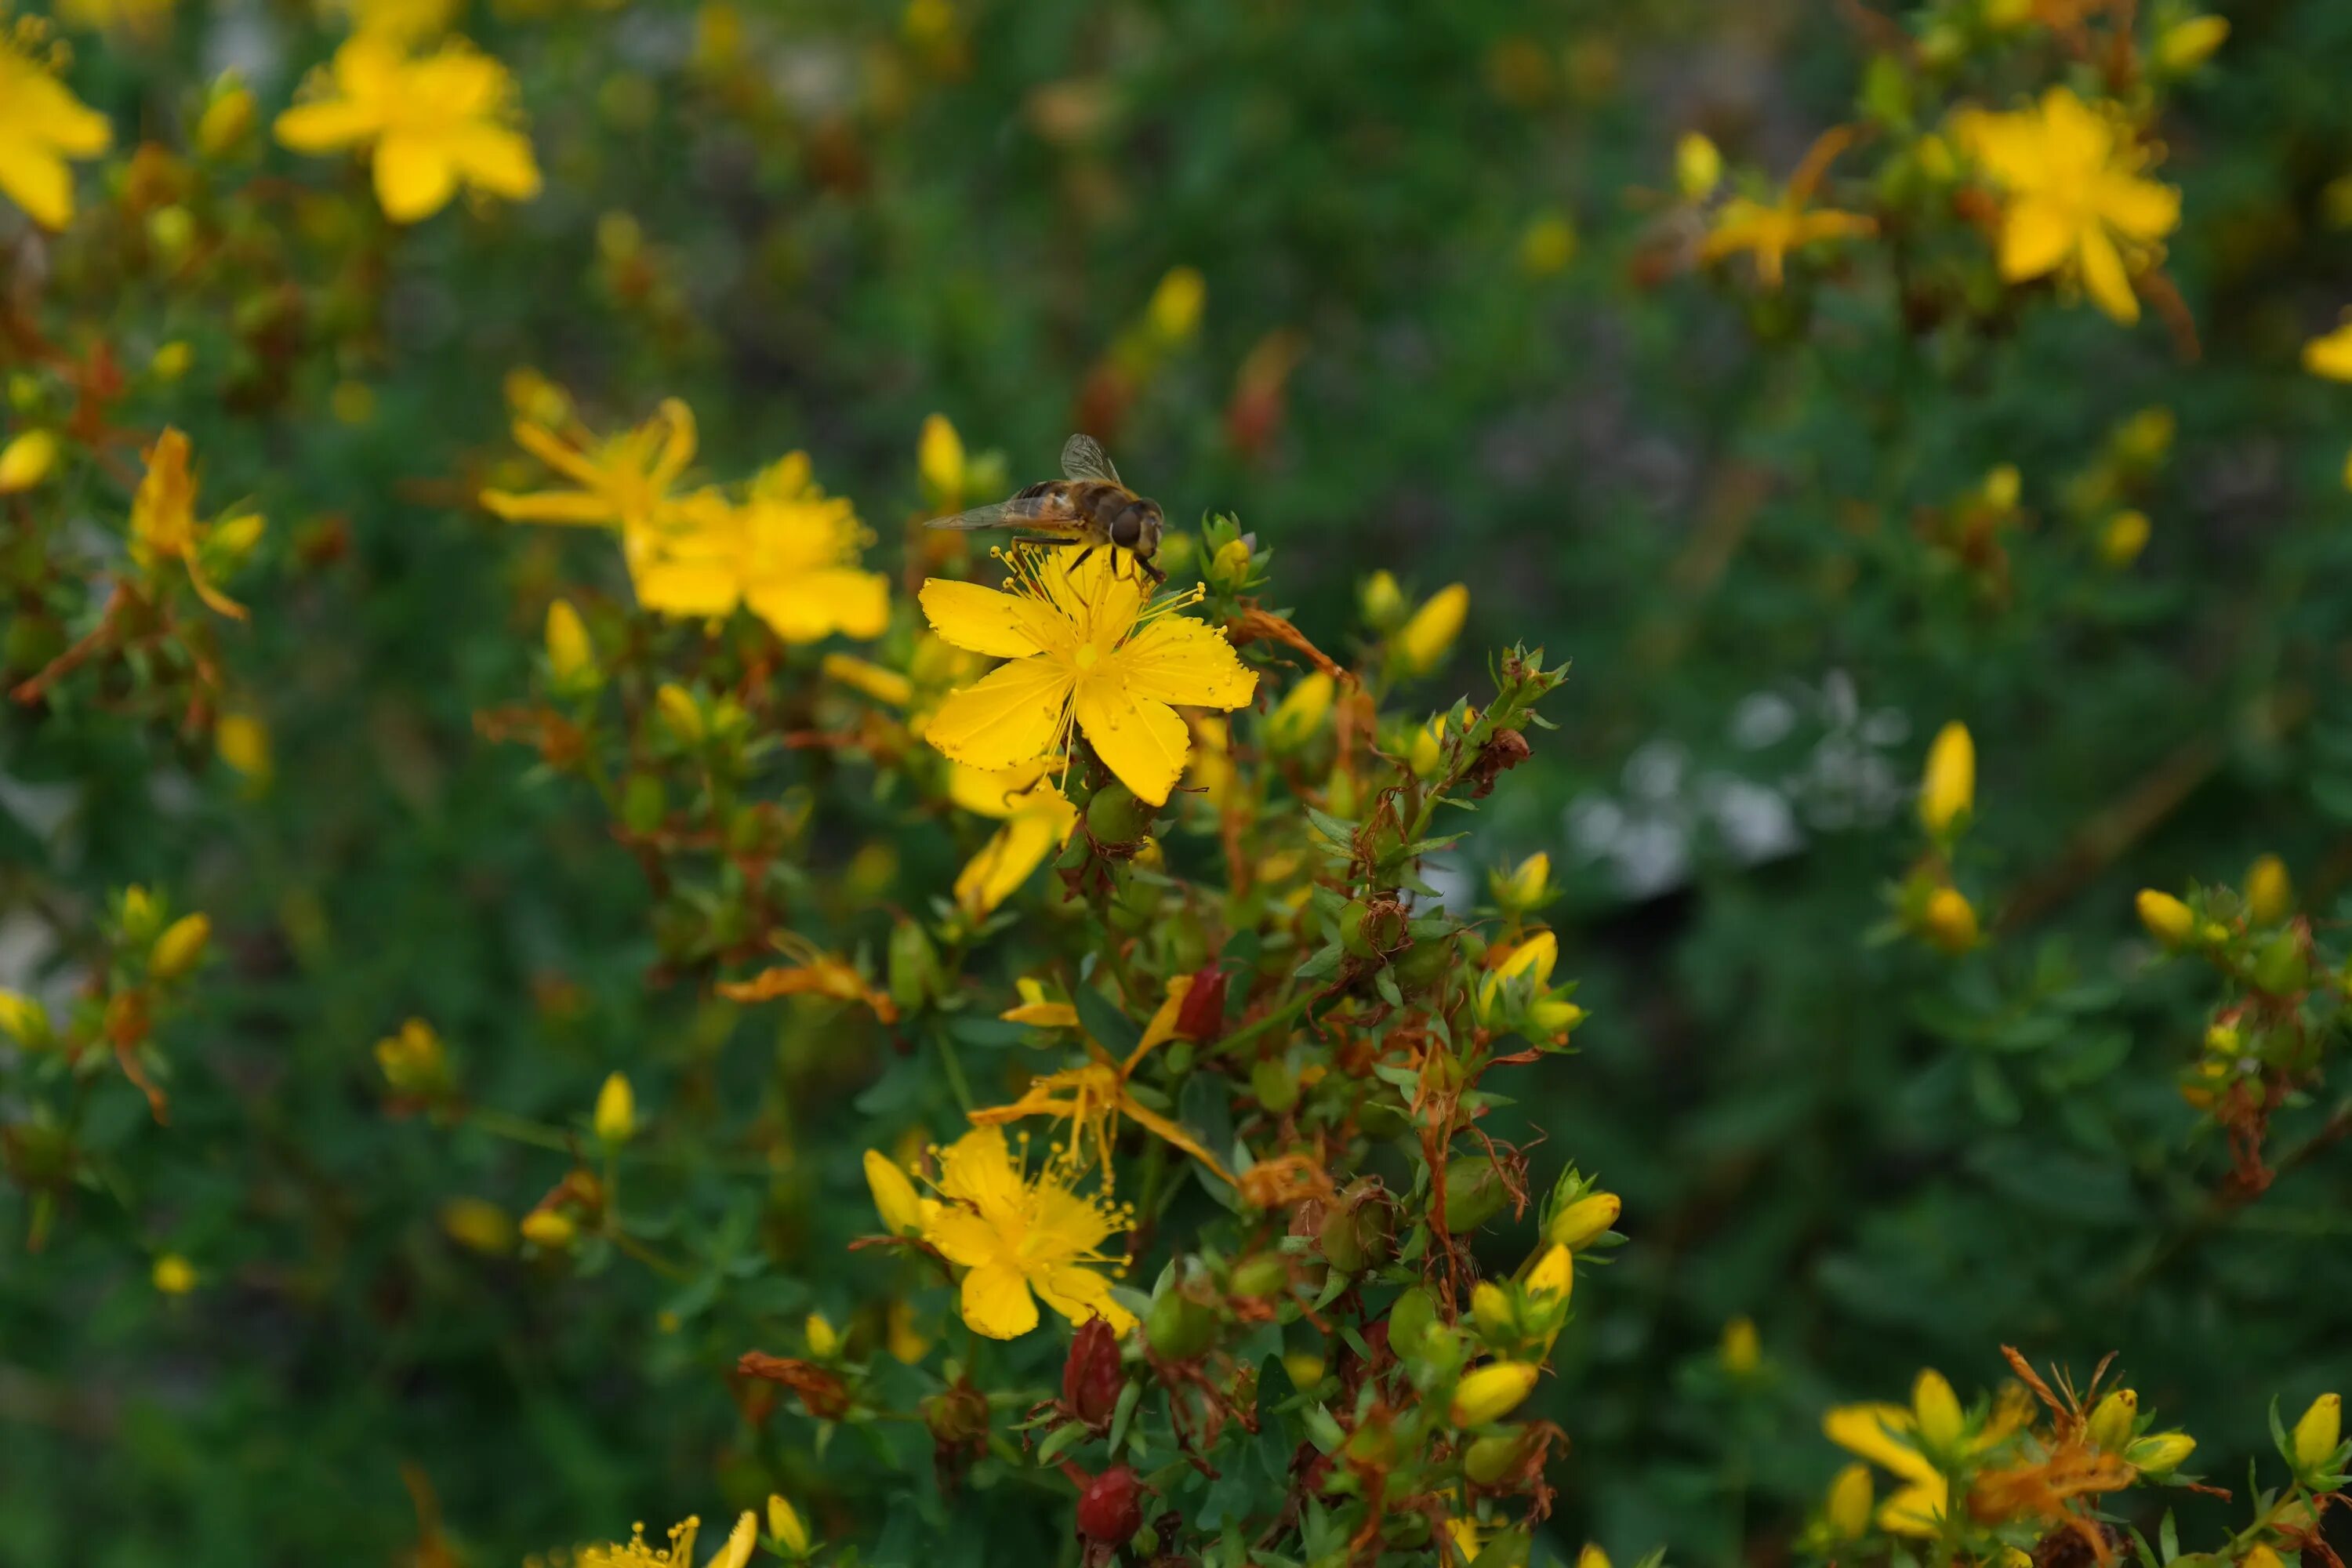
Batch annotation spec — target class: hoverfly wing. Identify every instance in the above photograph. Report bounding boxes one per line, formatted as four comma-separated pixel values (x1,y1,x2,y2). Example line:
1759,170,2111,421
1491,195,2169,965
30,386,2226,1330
1060,433,1122,487
924,496,1065,532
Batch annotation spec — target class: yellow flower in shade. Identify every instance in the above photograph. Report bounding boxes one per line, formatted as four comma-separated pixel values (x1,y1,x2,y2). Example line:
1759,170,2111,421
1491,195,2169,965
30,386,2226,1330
129,429,263,620
918,546,1258,807
917,1125,1134,1339
1919,721,1974,834
716,946,899,1023
1700,127,1877,289
1952,88,2180,324
0,38,112,230
483,396,696,539
949,760,1079,917
974,974,1234,1185
274,34,540,223
2306,318,2352,382
630,455,889,644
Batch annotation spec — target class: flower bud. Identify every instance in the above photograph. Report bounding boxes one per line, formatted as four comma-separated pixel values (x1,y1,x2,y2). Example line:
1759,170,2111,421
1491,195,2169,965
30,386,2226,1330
2292,1392,2342,1472
2246,855,2293,926
2088,1388,2138,1451
1231,1253,1290,1299
1491,851,1552,913
1394,584,1468,677
920,1378,989,1444
0,429,60,492
441,1197,514,1254
1577,1547,1612,1568
1359,569,1406,630
2137,889,2194,946
1919,721,1974,834
152,341,194,381
768,1494,811,1555
887,919,942,1011
1675,131,1722,200
152,1253,197,1294
1450,1362,1540,1427
2244,1547,2285,1568
1465,1427,1533,1486
1207,536,1254,593
1720,1316,1759,1377
0,990,53,1048
1912,1368,1963,1450
1340,897,1409,961
2156,14,2229,71
1265,671,1336,751
802,1311,839,1359
1545,1189,1621,1250
1826,1461,1872,1537
1443,1155,1510,1233
1471,1281,1515,1340
376,1018,449,1096
2126,1431,2196,1473
1062,1315,1125,1425
655,683,705,745
1145,1285,1218,1360
545,599,595,684
1388,1287,1438,1359
593,1071,636,1143
917,413,966,503
2099,509,2150,568
864,1149,924,1236
1250,1056,1300,1114
150,913,212,980
1148,266,1205,343
196,74,257,157
1921,886,1978,954
521,1210,576,1250
1319,1178,1395,1274
1173,965,1228,1043
1075,1464,1144,1544
2252,931,2308,996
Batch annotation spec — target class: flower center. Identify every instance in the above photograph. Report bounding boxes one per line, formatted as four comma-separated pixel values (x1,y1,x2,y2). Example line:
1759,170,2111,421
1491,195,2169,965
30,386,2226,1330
1073,644,1101,670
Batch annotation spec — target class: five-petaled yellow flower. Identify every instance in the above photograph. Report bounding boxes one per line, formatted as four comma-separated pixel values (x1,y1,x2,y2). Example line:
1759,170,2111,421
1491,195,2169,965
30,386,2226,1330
975,973,1233,1185
130,429,264,620
1953,87,2180,325
1700,127,1877,290
1824,1371,2032,1536
274,34,541,223
631,454,890,644
949,760,1078,917
481,395,697,562
0,35,113,230
919,546,1258,806
918,1124,1134,1340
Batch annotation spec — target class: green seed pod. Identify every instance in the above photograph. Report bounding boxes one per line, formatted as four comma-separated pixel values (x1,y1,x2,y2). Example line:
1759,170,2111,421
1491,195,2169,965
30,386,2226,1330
1465,1427,1530,1486
1387,1286,1438,1357
887,920,941,1011
1390,930,1457,993
2254,930,2309,996
1341,897,1409,960
1250,1057,1300,1114
1443,1155,1509,1233
1086,782,1154,845
1145,1287,1218,1359
1230,1254,1290,1299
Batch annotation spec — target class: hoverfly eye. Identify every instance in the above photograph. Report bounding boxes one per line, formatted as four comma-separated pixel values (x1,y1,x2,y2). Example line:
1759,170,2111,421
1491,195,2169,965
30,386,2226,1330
1111,511,1142,548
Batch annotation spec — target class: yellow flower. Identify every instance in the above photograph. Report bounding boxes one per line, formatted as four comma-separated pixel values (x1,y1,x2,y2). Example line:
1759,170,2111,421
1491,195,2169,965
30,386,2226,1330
918,545,1258,807
481,397,697,541
716,949,899,1023
1699,127,1877,289
0,38,112,230
151,1253,197,1294
1394,583,1469,676
917,1124,1134,1340
2306,318,2352,381
577,1515,724,1568
1823,1403,1946,1535
1952,87,2180,324
949,760,1078,917
1825,1462,1873,1538
973,974,1234,1185
1476,930,1585,1036
274,34,540,223
919,412,967,503
216,710,273,785
632,456,890,644
1919,721,1974,834
129,429,262,620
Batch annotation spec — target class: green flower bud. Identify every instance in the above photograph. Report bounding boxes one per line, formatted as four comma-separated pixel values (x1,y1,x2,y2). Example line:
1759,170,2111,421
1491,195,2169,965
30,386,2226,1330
1443,1155,1509,1233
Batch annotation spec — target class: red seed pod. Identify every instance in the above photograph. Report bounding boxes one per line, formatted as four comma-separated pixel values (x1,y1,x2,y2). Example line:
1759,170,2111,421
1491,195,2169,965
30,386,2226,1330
1075,1465,1144,1544
1062,1316,1125,1425
1174,965,1229,1043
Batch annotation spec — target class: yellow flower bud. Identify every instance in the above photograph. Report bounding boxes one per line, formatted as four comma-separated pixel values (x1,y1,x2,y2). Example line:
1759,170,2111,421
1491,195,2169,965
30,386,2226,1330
0,989,52,1047
1912,1368,1963,1450
1918,721,1974,834
1409,714,1448,779
0,429,60,492
1983,463,2021,512
2125,1431,2196,1473
2246,855,2293,927
1545,1191,1621,1250
2136,889,2195,946
1518,212,1577,277
708,1512,757,1568
1265,671,1336,751
1720,1316,1760,1377
2156,14,2229,71
1492,851,1552,913
1675,131,1722,200
150,913,212,980
441,1196,515,1255
1395,583,1469,676
805,1311,840,1358
821,653,915,709
216,711,272,785
1148,266,1206,343
152,1254,198,1294
1359,569,1406,630
1525,1243,1573,1302
2087,1388,2137,1450
2099,509,2150,568
520,1210,576,1250
545,599,594,683
376,1018,448,1095
2244,1546,2286,1568
918,412,967,500
1577,1544,1612,1568
769,1494,811,1555
1208,535,1254,593
593,1071,636,1144
1471,1281,1515,1339
196,75,257,157
2292,1392,2342,1472
655,683,705,744
865,1149,925,1236
1921,886,1979,954
1452,1361,1541,1427
1826,1462,1872,1538
151,341,194,382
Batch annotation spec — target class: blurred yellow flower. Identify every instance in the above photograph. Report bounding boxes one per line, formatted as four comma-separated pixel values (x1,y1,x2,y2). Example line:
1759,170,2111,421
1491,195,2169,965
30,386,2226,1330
274,34,540,223
1700,128,1876,289
1952,88,2180,324
2303,318,2352,381
919,1124,1134,1339
129,429,263,621
919,546,1257,807
630,456,890,644
949,759,1077,917
0,38,112,230
151,1253,198,1294
1395,583,1469,675
481,396,696,543
1919,720,1974,834
0,430,61,493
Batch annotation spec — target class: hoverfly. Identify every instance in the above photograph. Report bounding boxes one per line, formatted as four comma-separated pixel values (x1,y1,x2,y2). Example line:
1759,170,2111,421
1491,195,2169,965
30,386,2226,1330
925,434,1166,585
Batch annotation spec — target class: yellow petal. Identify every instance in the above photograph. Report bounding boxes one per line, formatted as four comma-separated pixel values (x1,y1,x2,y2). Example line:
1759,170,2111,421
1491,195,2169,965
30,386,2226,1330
751,568,889,644
1824,1403,1937,1484
949,759,1054,818
1109,613,1258,710
2304,321,2352,382
864,1149,924,1236
1073,681,1190,807
925,659,1073,771
2076,224,2139,323
920,578,1047,658
959,1261,1040,1338
1035,1265,1137,1334
0,143,74,231
2098,175,2180,241
1998,198,2075,283
373,136,459,222
449,124,541,200
272,99,381,154
955,807,1069,916
1878,1478,1947,1537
